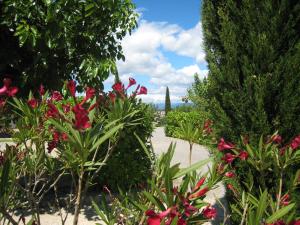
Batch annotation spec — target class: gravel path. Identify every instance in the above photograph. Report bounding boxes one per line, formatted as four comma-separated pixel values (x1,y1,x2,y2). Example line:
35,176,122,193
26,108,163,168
151,127,228,225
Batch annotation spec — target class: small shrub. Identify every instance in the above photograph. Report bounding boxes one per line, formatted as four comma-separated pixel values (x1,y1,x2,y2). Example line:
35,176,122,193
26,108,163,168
98,102,155,190
165,110,209,138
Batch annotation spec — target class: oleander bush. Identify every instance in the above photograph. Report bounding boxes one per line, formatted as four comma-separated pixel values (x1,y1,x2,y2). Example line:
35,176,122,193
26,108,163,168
0,77,151,225
93,143,222,225
215,134,300,224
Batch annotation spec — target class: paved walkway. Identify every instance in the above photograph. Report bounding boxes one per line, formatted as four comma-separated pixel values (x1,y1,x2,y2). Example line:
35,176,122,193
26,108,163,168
151,127,228,225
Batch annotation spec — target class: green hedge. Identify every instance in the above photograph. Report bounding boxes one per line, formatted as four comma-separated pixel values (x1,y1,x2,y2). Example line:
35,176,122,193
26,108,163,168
165,110,208,138
98,102,155,190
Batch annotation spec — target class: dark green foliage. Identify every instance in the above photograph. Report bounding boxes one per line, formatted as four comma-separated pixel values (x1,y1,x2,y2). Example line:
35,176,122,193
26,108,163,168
0,0,137,93
165,86,171,115
202,0,300,142
188,74,209,112
165,110,209,138
98,103,155,190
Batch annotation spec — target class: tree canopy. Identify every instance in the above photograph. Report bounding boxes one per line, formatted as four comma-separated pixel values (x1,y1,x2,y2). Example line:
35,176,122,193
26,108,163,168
165,86,171,115
202,0,300,141
0,0,138,93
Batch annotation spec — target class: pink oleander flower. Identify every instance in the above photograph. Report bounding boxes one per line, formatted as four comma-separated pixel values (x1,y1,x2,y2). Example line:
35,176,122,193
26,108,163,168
280,193,290,206
126,77,136,90
67,80,76,97
145,210,161,225
222,153,236,164
188,187,209,200
0,78,11,95
6,86,19,97
202,205,217,219
238,151,249,160
137,86,147,95
191,177,206,192
52,131,60,142
51,91,63,101
72,104,91,130
269,134,282,144
46,103,60,118
225,171,235,178
217,138,234,151
290,135,300,150
84,87,96,102
112,82,123,93
62,103,71,113
27,98,38,109
61,132,68,141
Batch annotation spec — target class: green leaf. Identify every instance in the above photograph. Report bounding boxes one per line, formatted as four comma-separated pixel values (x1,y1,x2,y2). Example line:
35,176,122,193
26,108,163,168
169,216,178,225
128,198,148,212
143,191,165,211
266,204,295,223
256,190,268,222
90,123,123,152
135,133,152,160
92,200,109,224
174,158,211,179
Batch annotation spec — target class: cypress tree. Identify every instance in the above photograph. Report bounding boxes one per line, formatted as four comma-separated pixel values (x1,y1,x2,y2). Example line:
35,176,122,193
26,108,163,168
165,86,171,115
202,0,300,141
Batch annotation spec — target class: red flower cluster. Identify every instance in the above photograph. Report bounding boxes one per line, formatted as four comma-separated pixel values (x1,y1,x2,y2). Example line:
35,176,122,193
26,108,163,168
0,78,18,97
46,103,60,118
222,153,236,164
47,130,68,153
145,177,216,225
267,220,300,225
72,104,91,130
202,205,217,219
279,193,290,206
67,80,76,97
27,98,38,109
112,82,123,93
51,91,63,101
188,177,210,200
217,138,249,165
290,135,300,150
225,171,235,178
109,78,147,103
217,138,234,151
82,87,96,103
126,77,136,90
269,134,282,144
0,78,18,108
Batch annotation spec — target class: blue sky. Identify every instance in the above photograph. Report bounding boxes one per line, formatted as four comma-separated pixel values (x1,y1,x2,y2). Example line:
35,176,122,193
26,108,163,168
104,0,207,103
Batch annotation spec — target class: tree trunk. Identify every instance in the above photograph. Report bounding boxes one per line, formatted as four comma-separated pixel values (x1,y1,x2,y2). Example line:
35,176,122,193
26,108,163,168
189,142,193,166
73,169,84,225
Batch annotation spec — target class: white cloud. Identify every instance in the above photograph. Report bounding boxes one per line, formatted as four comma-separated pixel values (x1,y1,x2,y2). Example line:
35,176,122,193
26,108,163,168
161,22,206,64
110,19,207,103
